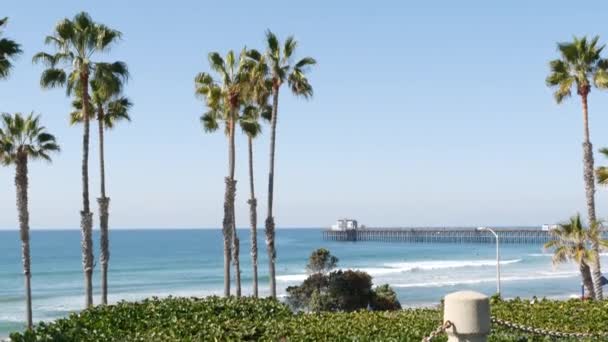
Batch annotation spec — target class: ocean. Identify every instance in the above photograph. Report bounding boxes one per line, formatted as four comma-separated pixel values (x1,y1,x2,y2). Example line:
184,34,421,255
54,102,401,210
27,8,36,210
0,228,594,337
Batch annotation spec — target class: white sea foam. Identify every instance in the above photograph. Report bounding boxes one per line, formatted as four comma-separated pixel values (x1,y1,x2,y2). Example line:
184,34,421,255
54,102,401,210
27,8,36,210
383,259,521,271
392,273,577,288
530,252,608,257
276,274,308,282
276,259,522,282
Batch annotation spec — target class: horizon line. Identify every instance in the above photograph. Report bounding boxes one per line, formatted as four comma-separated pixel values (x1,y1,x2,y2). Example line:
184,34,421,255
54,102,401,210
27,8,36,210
0,224,546,231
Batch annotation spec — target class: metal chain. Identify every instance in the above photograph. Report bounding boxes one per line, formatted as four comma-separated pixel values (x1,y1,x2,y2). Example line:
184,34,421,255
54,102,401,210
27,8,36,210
422,320,452,342
492,316,608,339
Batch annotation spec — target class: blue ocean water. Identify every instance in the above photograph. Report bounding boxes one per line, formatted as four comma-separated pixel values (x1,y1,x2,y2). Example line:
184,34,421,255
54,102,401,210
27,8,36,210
0,228,594,337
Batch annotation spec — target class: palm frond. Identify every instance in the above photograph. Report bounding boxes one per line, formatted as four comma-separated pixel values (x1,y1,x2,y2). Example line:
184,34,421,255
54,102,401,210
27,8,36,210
95,24,122,51
265,30,280,61
288,70,313,99
0,112,60,164
39,68,67,89
295,57,317,69
201,110,221,133
594,66,608,88
104,96,132,129
208,52,227,76
284,35,297,59
0,17,22,79
597,166,608,185
246,49,262,61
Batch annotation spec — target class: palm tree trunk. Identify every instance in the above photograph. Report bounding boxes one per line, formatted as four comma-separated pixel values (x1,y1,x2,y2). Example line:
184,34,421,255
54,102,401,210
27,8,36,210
232,216,241,298
265,86,279,298
98,108,110,305
581,93,603,300
222,176,233,297
222,116,237,297
15,154,32,329
580,261,596,299
228,115,241,298
248,136,258,298
80,69,94,308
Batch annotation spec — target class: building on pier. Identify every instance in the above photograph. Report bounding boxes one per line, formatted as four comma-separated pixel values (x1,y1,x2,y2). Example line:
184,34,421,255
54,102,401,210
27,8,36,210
331,218,359,231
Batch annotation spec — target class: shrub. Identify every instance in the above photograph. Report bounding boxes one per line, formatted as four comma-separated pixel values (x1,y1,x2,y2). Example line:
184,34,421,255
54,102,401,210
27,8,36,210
286,270,374,312
370,284,401,311
306,248,339,274
10,296,608,341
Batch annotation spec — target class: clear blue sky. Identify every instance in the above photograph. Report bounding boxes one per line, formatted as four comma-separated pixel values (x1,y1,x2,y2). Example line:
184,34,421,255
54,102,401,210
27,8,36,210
2,1,608,229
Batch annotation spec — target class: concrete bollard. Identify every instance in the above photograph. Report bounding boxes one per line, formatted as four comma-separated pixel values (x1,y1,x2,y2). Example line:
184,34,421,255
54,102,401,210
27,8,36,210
443,291,490,342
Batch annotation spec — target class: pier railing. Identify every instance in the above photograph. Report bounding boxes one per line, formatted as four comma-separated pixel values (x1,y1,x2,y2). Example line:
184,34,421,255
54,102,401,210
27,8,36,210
323,228,555,244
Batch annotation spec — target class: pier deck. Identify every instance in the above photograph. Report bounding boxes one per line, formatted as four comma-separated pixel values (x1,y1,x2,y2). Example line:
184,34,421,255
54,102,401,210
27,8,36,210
322,228,558,244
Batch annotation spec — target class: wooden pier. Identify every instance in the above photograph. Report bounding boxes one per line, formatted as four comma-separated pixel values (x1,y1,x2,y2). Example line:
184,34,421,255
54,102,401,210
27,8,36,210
322,228,558,244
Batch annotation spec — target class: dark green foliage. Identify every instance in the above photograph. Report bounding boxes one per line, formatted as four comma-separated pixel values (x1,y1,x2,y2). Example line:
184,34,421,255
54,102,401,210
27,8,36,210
370,284,401,311
488,296,608,341
286,270,373,312
306,248,338,274
0,17,22,79
327,270,373,311
9,296,292,342
290,249,395,313
286,273,328,311
10,296,608,341
264,309,444,342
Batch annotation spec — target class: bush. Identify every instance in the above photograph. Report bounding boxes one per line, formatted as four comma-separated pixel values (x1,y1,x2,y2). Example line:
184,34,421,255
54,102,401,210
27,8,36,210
370,284,401,311
288,248,400,313
287,270,374,312
306,248,339,274
10,296,608,341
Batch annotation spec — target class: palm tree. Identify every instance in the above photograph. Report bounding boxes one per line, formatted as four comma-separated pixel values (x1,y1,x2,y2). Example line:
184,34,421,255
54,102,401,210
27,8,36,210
33,12,122,307
240,103,271,298
257,30,316,297
195,50,253,297
546,35,608,299
240,55,272,298
545,215,594,298
544,214,608,299
0,113,60,329
70,61,131,305
0,17,22,79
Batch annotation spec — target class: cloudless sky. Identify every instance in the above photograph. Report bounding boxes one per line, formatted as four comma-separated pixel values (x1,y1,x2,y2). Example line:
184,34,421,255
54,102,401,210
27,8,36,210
2,1,608,229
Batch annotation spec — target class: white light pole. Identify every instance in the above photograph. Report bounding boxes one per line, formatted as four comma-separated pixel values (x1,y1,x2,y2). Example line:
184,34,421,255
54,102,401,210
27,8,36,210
477,227,501,295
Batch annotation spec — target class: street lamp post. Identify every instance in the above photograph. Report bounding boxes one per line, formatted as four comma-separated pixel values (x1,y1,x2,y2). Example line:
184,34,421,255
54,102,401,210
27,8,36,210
477,227,501,295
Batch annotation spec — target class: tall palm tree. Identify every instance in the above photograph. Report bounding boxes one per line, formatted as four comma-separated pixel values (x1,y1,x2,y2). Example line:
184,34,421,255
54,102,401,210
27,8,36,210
240,103,271,298
0,17,22,79
33,12,122,307
240,55,272,298
196,50,253,297
0,113,60,329
546,35,608,299
544,214,608,299
257,30,316,297
70,61,131,305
